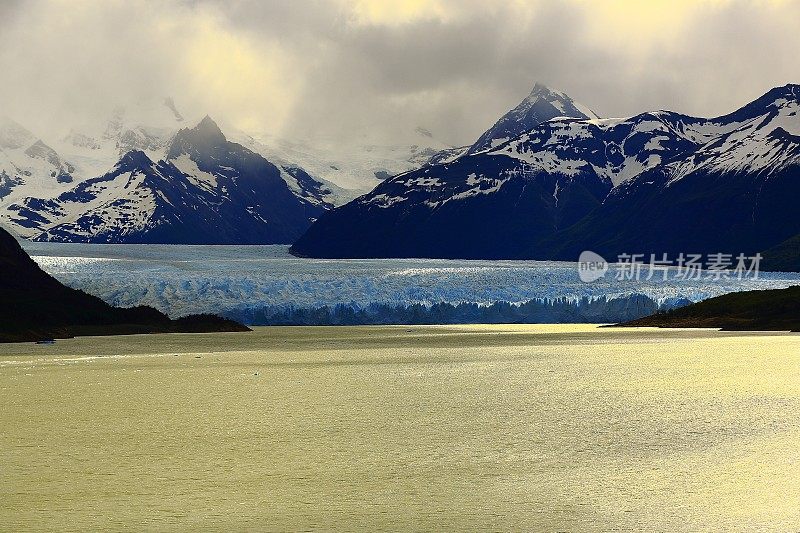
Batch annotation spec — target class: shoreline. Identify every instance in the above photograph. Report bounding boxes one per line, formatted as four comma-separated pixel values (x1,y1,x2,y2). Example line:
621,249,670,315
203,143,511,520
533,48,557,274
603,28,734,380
2,323,797,356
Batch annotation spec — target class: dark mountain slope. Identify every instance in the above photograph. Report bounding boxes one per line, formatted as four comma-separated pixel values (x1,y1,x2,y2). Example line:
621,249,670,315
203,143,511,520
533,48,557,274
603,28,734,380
12,117,329,244
618,285,800,331
761,232,800,272
291,153,611,258
293,84,800,261
0,227,248,342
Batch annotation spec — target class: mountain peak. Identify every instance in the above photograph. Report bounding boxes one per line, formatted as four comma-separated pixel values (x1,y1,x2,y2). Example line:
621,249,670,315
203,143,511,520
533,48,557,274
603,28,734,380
526,82,577,102
0,116,36,150
717,83,800,123
166,116,227,160
24,139,56,160
764,83,800,102
193,115,226,141
198,114,219,129
116,150,154,171
529,82,556,96
468,83,599,154
745,84,800,108
522,83,597,117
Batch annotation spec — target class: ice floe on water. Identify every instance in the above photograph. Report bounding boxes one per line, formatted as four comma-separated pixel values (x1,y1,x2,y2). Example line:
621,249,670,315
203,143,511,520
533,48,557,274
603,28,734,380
23,243,800,325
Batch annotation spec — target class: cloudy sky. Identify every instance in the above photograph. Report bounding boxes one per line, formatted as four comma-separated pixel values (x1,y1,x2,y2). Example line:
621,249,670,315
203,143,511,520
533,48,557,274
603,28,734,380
1,0,798,146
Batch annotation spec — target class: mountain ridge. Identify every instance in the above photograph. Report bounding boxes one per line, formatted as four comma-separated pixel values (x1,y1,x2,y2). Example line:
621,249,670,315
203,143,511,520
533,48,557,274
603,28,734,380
19,117,331,244
468,82,600,154
291,84,800,263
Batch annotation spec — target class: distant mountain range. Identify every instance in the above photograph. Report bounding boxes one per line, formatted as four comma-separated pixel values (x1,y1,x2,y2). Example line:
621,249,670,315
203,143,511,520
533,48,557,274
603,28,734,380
3,116,333,243
234,126,455,194
292,84,800,268
4,84,800,265
0,97,452,243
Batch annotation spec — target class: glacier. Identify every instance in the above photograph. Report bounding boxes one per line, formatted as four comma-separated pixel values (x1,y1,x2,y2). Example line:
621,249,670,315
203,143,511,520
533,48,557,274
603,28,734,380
22,241,800,325
23,243,800,325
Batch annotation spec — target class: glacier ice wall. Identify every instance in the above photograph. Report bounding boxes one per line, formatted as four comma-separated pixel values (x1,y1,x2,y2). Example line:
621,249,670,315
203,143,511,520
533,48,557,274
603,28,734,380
22,243,800,325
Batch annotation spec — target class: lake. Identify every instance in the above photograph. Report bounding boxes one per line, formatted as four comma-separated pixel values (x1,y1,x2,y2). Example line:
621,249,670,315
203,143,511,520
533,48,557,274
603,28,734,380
2,325,799,530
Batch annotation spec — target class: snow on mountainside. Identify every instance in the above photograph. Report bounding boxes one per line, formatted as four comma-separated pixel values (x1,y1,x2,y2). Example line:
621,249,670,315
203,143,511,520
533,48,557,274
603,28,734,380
234,126,455,196
58,97,189,182
468,83,600,154
0,98,190,237
423,82,599,169
0,116,77,210
291,84,800,260
549,84,800,261
2,94,438,242
666,85,800,181
7,117,329,243
0,98,347,240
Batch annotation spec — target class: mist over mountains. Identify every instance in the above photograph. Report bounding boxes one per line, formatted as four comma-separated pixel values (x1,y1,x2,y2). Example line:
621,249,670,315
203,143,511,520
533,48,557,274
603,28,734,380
2,81,800,272
0,97,453,243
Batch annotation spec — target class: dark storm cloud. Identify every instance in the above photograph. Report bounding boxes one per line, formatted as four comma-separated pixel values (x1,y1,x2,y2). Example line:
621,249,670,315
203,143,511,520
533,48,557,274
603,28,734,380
1,1,799,146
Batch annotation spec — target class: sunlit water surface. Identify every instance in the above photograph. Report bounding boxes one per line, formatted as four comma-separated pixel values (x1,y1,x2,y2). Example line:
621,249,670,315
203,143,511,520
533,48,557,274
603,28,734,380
1,325,799,530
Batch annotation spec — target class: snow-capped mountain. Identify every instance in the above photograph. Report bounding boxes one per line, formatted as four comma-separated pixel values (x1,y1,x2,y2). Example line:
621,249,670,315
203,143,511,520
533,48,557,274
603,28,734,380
0,116,77,207
0,97,193,225
1,117,76,186
60,94,340,204
1,93,457,241
424,82,600,169
468,82,600,154
0,96,350,241
291,84,800,260
57,97,190,182
7,117,330,243
544,84,800,261
234,126,455,196
1,93,464,243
